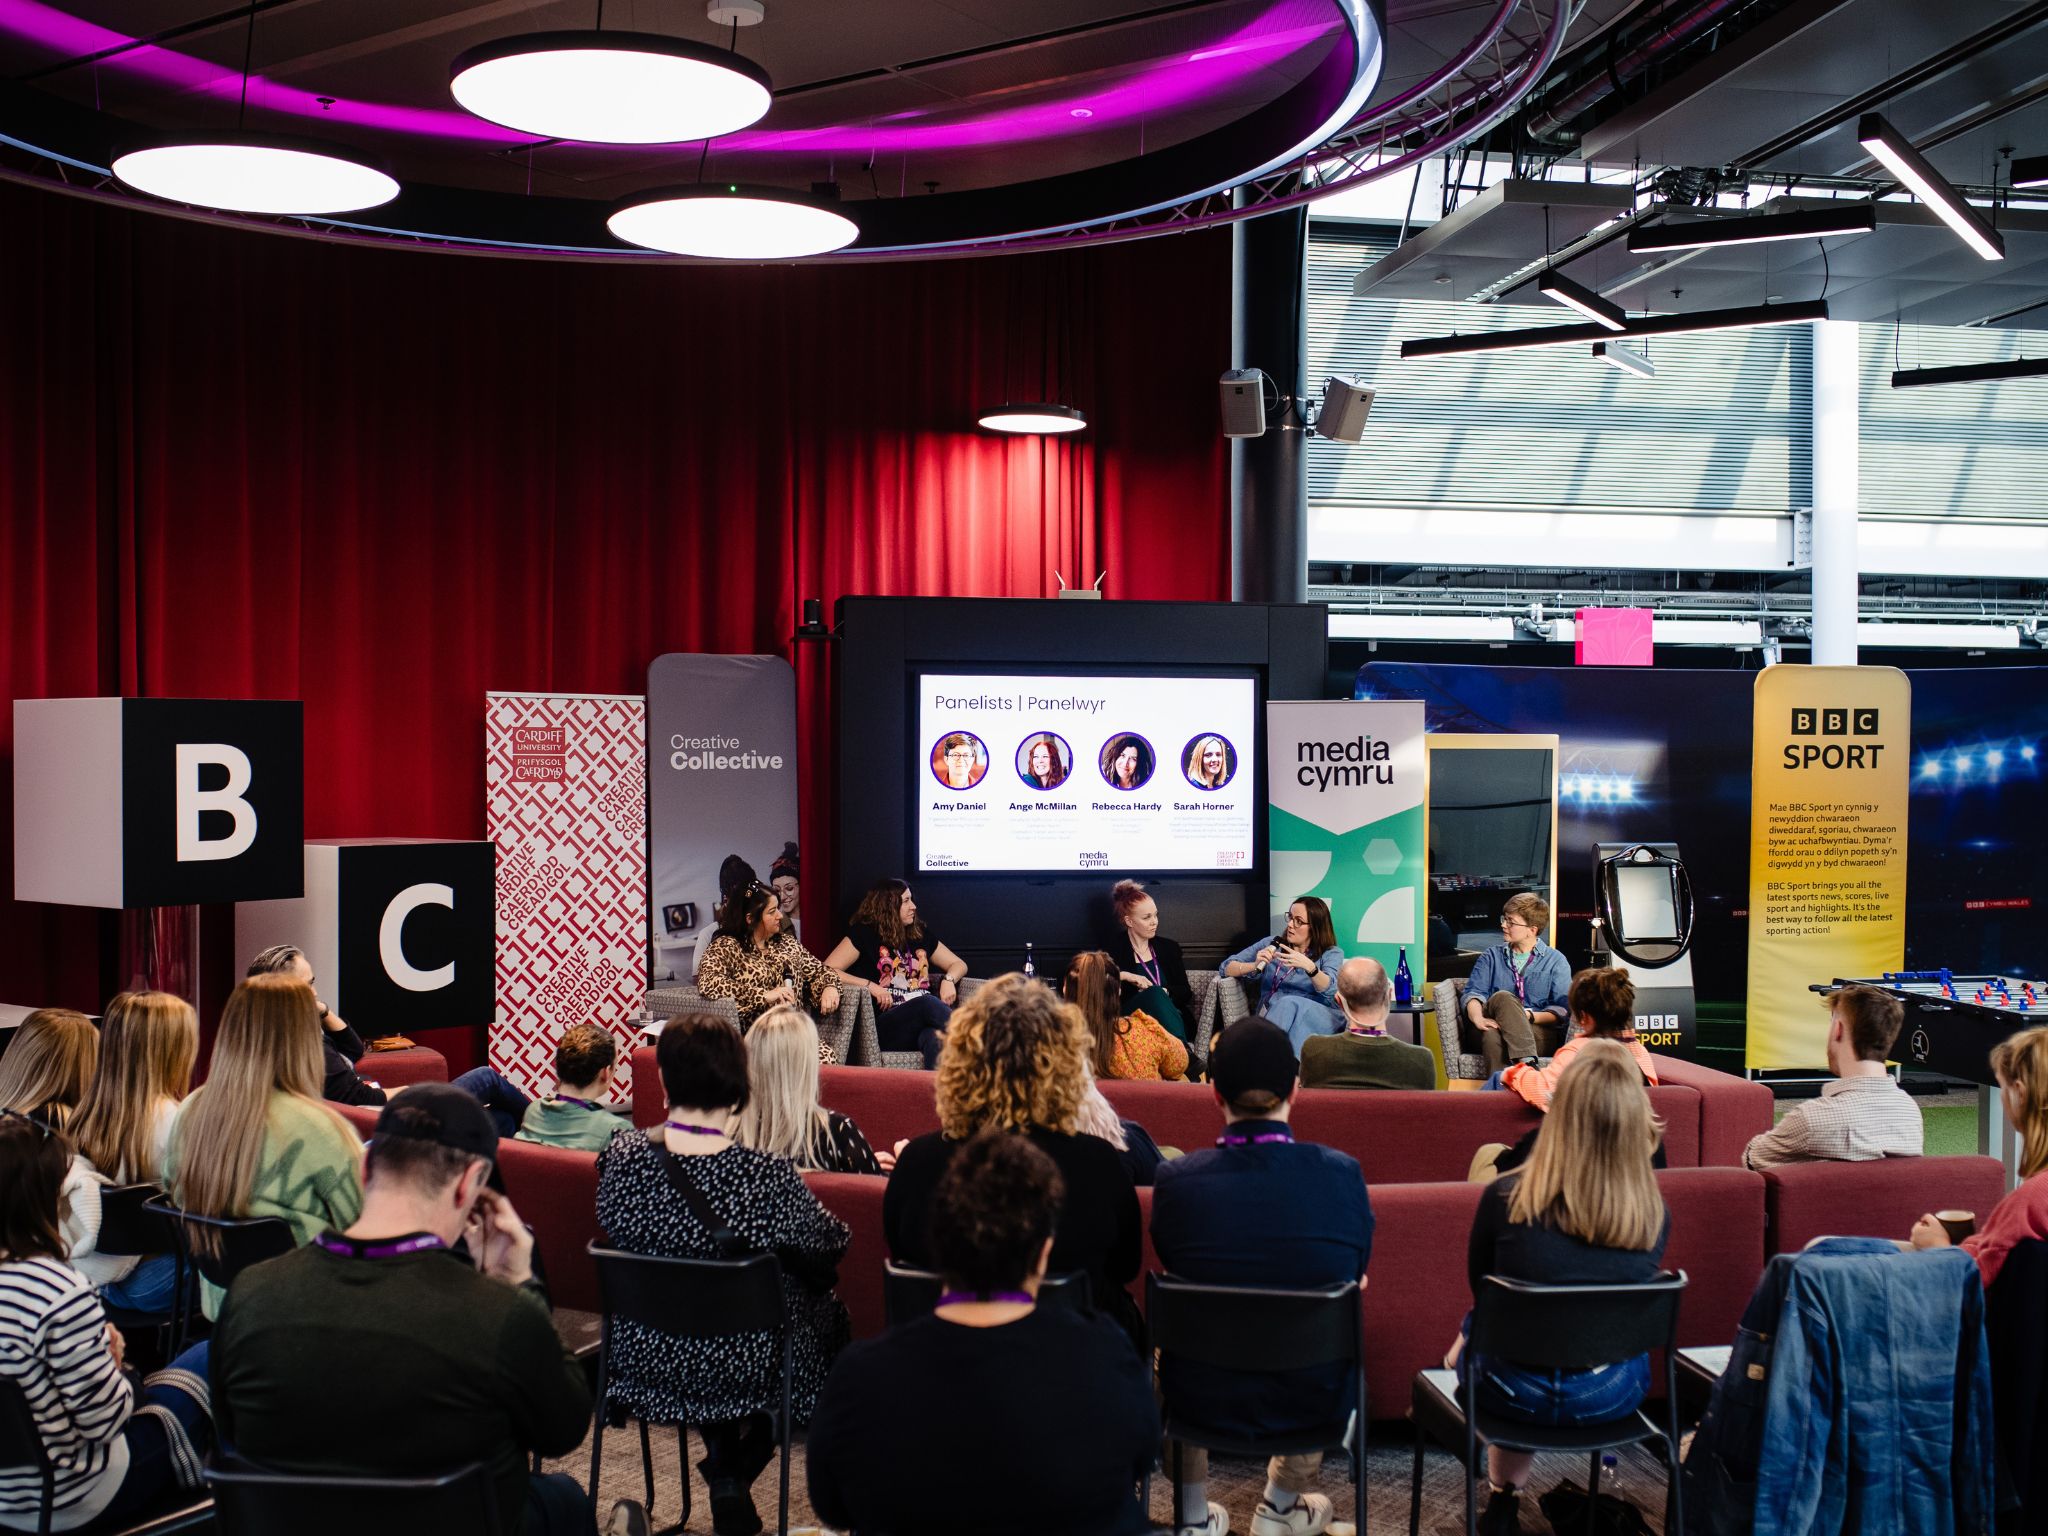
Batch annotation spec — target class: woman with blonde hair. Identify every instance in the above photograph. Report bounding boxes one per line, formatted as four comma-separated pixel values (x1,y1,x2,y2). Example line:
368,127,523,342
65,992,200,1312
1913,1024,2048,1285
1449,1041,1671,1535
1184,734,1234,789
882,972,1142,1342
0,1007,98,1128
1063,950,1188,1084
164,973,364,1319
736,1006,884,1175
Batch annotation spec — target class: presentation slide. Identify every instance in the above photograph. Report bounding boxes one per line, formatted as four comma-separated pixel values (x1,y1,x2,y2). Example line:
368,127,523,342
917,672,1257,873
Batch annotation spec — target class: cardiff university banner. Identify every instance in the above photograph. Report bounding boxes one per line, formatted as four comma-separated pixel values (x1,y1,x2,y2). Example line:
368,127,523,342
1745,666,1911,1071
487,692,648,1095
647,655,801,984
1266,700,1427,978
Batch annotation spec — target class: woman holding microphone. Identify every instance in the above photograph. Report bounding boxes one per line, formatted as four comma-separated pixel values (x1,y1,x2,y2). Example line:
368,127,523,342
1219,896,1345,1057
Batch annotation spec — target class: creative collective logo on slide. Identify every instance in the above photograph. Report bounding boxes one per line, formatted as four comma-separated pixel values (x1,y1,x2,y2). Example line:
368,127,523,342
1099,732,1154,790
930,731,989,790
1181,733,1237,790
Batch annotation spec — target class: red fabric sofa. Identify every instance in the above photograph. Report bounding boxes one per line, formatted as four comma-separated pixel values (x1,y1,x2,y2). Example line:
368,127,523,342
354,1044,449,1089
1647,1055,1774,1166
1761,1154,2008,1255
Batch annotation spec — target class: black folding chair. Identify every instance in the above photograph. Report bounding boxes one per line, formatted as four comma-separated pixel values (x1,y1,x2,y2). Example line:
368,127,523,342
1408,1271,1689,1536
1145,1272,1368,1535
588,1243,795,1536
142,1195,294,1349
207,1456,498,1536
880,1261,1090,1327
0,1377,212,1536
92,1183,184,1359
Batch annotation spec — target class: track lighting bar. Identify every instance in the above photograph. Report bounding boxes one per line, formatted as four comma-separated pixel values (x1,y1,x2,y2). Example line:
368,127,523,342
1537,271,1626,329
1400,300,1829,361
1857,113,2005,261
1890,356,2048,389
1627,202,1876,253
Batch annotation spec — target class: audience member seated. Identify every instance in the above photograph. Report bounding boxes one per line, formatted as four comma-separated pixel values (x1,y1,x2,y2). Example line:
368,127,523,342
769,841,802,945
66,991,199,1314
1151,1016,1375,1536
163,974,365,1321
1075,1066,1169,1188
884,973,1143,1344
697,883,842,1061
1913,1025,2048,1286
515,1022,630,1152
735,1005,884,1174
1220,897,1345,1057
1300,958,1435,1090
596,1013,851,1536
1447,1042,1671,1536
1498,968,1658,1110
0,1112,213,1534
807,1132,1157,1536
1105,879,1198,1052
1743,983,1921,1170
247,944,534,1132
822,878,962,1069
210,1085,616,1536
1460,894,1572,1074
1067,950,1188,1083
0,1007,96,1129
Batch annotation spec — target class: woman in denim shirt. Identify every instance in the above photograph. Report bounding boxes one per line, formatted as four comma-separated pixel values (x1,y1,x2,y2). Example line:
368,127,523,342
1447,1042,1671,1536
1219,896,1345,1056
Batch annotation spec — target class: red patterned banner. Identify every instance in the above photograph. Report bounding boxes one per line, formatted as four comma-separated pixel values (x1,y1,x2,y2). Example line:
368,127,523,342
487,692,647,1096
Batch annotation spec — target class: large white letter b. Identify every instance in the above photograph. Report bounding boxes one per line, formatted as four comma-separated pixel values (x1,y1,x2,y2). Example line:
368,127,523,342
381,883,456,992
174,744,257,862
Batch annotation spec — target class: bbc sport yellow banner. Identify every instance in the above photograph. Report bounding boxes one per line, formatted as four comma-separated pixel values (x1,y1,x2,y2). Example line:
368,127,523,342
1745,666,1911,1070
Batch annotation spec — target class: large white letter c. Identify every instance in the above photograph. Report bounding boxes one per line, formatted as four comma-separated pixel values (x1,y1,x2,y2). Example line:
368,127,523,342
379,882,456,992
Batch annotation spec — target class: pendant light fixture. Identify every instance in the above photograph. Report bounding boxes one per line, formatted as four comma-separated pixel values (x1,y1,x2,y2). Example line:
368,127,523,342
450,0,771,145
609,184,857,259
978,404,1089,434
112,4,398,215
979,259,1089,434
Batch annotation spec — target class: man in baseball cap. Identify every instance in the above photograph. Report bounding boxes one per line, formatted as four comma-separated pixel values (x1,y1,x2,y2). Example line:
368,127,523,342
1150,1017,1377,1536
211,1083,648,1536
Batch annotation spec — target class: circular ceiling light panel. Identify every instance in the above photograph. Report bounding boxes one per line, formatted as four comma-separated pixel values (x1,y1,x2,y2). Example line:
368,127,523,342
450,32,771,144
112,136,400,215
609,185,858,259
977,404,1088,434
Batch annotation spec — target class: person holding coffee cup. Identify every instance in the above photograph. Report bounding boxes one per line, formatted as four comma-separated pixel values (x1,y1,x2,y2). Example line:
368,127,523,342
1743,984,1923,1171
1911,1024,2048,1286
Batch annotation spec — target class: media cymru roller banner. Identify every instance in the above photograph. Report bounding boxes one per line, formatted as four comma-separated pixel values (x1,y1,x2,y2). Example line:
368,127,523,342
487,692,648,1095
1266,700,1427,980
647,654,801,984
1746,666,1911,1071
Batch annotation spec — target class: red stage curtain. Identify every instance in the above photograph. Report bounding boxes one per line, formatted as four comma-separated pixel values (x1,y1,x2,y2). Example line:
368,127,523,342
0,182,1232,1065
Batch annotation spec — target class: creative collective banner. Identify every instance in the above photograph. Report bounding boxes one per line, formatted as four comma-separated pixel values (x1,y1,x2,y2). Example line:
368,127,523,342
1265,700,1427,978
647,654,801,984
1745,666,1910,1071
486,692,648,1095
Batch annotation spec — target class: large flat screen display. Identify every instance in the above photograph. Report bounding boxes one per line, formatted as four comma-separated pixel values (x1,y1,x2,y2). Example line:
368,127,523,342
916,672,1257,873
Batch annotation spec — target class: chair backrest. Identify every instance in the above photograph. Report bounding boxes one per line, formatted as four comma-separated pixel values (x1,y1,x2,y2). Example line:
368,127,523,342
1146,1272,1362,1373
1465,1271,1688,1371
93,1183,179,1260
0,1371,53,1477
207,1457,498,1536
589,1244,785,1338
144,1196,295,1289
881,1261,1089,1327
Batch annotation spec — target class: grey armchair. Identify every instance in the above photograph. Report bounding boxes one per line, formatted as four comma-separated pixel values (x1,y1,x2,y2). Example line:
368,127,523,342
643,982,878,1066
1432,976,1488,1081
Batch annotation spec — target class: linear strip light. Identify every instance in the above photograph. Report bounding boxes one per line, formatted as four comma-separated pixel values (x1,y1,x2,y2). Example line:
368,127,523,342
1891,356,2048,388
1857,113,2005,261
1401,299,1828,361
1592,341,1655,378
2015,154,2048,190
1537,271,1626,329
1627,202,1876,253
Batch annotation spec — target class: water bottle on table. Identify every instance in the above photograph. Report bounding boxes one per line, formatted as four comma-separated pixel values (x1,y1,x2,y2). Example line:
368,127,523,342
1393,946,1413,1005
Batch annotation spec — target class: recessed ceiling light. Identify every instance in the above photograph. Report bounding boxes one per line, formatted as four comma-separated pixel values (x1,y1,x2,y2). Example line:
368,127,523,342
608,184,857,259
450,31,771,144
112,135,399,215
1070,108,1094,119
1857,113,2005,261
978,404,1088,434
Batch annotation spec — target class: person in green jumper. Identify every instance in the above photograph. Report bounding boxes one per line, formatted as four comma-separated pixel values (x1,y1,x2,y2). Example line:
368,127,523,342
1300,958,1437,1091
516,1023,630,1152
162,973,364,1320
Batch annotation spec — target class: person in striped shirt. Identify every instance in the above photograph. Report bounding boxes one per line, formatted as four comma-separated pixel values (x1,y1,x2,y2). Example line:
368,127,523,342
1742,984,1923,1170
0,1111,212,1533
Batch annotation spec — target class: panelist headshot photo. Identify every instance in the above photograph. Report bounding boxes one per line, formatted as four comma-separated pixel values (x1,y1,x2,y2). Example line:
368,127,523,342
1098,733,1155,791
1182,733,1237,790
1016,732,1072,790
930,731,989,790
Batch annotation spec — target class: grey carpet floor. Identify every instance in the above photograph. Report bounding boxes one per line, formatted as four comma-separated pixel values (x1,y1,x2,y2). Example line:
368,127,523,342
550,1419,1676,1535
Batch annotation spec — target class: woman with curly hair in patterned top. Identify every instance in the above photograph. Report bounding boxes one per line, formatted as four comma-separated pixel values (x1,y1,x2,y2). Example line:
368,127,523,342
881,972,1143,1344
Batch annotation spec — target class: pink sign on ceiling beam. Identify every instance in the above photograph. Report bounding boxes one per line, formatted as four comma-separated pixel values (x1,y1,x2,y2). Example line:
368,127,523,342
1575,608,1653,667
